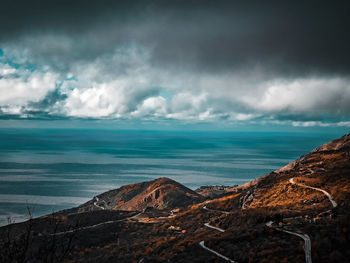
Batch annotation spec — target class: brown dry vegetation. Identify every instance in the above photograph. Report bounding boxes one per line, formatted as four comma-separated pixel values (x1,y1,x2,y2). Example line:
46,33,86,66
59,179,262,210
1,134,350,262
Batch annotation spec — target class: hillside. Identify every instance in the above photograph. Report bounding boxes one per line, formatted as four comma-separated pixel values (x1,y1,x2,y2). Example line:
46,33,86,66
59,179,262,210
75,177,204,213
241,134,350,211
0,134,349,263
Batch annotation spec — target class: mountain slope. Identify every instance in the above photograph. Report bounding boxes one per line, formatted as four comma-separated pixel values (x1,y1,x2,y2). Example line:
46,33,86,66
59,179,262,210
78,177,204,212
240,134,350,211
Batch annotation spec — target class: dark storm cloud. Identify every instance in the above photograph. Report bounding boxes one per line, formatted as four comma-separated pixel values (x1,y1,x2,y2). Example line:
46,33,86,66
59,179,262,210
1,0,350,124
1,0,350,76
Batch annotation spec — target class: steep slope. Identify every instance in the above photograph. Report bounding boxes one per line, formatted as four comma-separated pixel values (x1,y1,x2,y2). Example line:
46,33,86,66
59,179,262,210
78,177,204,212
240,133,350,211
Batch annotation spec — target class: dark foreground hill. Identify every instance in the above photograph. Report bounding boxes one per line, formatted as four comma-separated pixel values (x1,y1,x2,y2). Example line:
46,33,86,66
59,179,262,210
0,134,349,263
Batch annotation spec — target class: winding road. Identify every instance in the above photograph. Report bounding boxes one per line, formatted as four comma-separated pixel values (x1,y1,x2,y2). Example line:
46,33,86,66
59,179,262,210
93,197,105,210
266,221,312,263
51,212,143,236
53,220,120,236
289,177,337,208
199,241,237,263
265,174,337,263
200,206,239,262
203,206,230,214
204,222,225,233
199,172,337,263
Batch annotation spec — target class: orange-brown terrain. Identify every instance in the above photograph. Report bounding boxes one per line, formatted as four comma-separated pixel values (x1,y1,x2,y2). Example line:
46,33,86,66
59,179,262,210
1,134,349,263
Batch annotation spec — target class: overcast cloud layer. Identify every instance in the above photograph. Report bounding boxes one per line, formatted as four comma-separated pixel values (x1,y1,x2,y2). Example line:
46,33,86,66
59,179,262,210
0,0,349,126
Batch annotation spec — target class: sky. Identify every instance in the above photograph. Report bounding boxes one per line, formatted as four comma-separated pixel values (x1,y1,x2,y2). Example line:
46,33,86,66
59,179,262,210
0,0,349,129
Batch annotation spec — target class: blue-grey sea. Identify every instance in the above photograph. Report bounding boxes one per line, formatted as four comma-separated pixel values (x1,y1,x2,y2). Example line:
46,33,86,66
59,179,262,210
0,129,344,226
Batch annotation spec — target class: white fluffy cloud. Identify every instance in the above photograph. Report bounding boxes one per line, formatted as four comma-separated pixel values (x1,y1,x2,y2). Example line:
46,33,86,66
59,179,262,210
131,96,167,118
59,46,161,118
63,84,120,118
246,77,350,115
1,40,350,126
0,64,16,76
0,64,58,106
